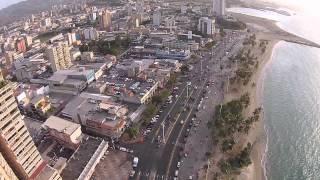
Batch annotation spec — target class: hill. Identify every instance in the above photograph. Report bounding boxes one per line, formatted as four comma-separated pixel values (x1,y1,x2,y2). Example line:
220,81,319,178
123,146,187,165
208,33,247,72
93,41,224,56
0,0,70,26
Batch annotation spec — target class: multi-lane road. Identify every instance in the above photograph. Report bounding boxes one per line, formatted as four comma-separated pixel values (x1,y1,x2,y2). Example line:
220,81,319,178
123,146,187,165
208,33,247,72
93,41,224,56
123,30,246,180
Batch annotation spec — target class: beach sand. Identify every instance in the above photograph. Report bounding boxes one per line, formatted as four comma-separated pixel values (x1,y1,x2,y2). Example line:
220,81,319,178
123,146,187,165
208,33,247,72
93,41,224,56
235,39,278,180
202,10,311,179
221,35,277,180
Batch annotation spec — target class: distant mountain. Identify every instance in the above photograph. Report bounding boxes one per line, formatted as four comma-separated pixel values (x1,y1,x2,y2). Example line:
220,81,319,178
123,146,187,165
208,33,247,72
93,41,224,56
0,0,70,26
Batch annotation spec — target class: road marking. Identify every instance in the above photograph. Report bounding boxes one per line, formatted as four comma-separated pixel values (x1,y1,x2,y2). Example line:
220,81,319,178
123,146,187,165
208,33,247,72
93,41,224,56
163,88,195,142
165,78,208,179
153,84,188,138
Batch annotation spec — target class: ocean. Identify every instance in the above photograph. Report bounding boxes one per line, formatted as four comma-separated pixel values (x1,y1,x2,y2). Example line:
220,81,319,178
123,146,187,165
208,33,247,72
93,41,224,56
228,7,320,180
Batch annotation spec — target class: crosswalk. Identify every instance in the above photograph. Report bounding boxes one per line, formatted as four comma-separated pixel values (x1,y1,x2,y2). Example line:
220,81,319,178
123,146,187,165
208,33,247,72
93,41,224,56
134,171,176,180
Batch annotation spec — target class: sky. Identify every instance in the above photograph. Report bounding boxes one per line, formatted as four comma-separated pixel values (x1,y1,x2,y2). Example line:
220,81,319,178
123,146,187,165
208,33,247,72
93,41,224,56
0,0,25,10
1,0,319,15
261,0,320,15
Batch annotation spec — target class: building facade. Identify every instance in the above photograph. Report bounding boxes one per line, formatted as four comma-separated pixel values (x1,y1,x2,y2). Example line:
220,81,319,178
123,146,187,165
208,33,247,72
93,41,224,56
213,0,225,17
46,42,72,72
0,153,18,180
99,10,112,31
198,17,216,36
152,10,161,26
0,82,62,180
0,82,41,178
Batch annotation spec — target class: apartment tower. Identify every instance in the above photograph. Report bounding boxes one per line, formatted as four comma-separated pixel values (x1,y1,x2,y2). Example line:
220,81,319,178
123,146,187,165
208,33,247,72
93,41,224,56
0,152,18,180
0,82,61,180
213,0,225,17
99,10,112,31
46,42,72,72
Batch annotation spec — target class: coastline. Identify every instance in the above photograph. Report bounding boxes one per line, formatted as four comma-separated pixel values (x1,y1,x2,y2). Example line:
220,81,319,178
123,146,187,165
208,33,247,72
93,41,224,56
220,31,278,180
236,39,278,180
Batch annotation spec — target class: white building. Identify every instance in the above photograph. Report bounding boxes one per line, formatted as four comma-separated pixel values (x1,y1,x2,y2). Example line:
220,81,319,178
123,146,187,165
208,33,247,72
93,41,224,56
67,33,77,45
83,28,98,40
213,0,225,17
198,17,216,36
42,116,82,150
41,18,52,27
89,12,97,22
46,42,72,72
164,17,175,32
152,10,161,26
181,5,187,14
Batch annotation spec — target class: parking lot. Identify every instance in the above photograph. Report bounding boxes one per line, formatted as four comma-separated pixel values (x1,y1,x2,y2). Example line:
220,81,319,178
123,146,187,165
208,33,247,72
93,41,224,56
91,150,133,180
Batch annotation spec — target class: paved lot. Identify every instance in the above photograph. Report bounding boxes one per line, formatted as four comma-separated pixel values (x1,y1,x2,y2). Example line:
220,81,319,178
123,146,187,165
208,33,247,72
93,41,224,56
91,151,133,180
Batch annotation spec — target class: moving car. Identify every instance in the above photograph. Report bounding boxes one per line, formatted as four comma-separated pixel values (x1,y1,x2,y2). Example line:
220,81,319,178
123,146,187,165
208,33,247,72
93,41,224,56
177,161,181,168
175,170,179,177
133,157,139,168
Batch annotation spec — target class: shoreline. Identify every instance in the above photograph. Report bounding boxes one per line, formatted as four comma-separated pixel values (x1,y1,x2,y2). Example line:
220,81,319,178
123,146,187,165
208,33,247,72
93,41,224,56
234,38,278,180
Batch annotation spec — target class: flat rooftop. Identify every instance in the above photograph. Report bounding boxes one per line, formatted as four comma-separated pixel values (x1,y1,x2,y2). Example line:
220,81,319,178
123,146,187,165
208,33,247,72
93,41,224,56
43,116,81,135
61,136,103,180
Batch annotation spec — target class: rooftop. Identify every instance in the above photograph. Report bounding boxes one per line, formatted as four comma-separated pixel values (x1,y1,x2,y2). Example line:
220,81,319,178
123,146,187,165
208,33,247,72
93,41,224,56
42,116,81,136
60,136,103,180
35,165,58,180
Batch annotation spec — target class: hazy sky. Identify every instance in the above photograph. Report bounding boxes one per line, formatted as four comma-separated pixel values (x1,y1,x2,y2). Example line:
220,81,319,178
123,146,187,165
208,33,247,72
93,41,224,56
0,0,25,10
261,0,320,14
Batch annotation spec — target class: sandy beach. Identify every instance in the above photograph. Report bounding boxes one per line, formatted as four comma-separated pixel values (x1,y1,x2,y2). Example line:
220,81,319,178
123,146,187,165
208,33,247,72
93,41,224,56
221,13,288,180
235,38,278,180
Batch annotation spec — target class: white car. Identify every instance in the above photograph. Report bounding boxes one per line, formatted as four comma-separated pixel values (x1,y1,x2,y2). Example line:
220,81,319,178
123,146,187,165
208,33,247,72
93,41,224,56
175,170,179,177
177,161,181,168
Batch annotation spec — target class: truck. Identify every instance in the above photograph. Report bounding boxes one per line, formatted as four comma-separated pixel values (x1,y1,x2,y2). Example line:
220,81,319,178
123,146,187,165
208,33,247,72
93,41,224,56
133,157,139,168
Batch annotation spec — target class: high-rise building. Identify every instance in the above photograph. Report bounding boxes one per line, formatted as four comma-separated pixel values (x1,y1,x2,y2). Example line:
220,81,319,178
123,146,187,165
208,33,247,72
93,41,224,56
213,0,225,17
31,14,35,22
99,10,112,32
24,35,33,48
136,0,144,16
46,42,72,72
41,18,52,27
89,12,97,22
83,28,98,40
0,153,18,180
0,82,62,180
0,82,44,179
152,10,161,26
164,17,175,32
67,32,77,45
15,38,27,53
198,17,216,36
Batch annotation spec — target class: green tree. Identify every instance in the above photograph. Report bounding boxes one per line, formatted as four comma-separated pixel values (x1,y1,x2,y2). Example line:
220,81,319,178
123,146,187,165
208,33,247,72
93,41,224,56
126,126,139,138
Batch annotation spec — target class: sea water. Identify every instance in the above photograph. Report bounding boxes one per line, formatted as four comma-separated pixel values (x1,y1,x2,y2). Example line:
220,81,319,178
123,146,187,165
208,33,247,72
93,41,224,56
228,7,320,180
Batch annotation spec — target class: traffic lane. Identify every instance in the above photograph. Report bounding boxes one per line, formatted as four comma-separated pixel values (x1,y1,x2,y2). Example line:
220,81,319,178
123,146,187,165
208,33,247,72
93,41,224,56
165,82,207,178
157,79,207,177
135,74,202,176
130,86,190,174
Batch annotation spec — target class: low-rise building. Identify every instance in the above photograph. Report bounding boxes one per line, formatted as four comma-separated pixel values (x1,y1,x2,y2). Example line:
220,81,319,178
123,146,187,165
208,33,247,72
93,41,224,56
42,116,82,150
47,69,95,95
61,136,108,180
163,40,199,51
30,95,52,116
61,93,128,138
14,58,48,82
